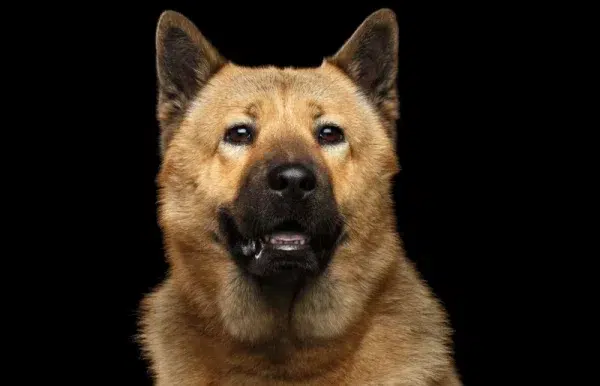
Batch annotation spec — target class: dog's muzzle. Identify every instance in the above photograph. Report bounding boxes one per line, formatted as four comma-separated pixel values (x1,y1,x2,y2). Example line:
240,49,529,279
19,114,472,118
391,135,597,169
218,160,344,284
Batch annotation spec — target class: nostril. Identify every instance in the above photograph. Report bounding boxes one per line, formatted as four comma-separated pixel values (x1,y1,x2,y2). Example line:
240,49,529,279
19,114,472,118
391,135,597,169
275,175,288,191
269,171,288,191
299,173,316,192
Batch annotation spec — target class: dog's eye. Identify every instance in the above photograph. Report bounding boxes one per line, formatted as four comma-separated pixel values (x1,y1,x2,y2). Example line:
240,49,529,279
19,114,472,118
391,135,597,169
318,125,345,145
224,125,254,145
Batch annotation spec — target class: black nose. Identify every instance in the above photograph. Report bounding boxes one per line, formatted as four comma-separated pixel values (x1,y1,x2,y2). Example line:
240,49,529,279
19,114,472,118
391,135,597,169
268,163,317,199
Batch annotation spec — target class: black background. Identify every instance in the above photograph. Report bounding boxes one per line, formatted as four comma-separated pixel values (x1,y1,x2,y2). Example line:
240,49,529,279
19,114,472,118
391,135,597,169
47,2,505,385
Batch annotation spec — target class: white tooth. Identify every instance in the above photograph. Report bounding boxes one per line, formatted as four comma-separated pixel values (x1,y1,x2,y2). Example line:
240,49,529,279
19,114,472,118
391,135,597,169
300,240,305,245
255,248,264,259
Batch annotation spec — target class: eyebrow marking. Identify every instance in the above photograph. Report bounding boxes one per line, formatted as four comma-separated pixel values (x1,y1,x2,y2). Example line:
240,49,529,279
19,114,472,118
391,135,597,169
245,103,259,119
308,101,324,120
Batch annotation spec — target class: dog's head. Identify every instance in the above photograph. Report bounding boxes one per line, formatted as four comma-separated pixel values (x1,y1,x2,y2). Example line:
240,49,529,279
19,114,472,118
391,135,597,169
155,9,400,286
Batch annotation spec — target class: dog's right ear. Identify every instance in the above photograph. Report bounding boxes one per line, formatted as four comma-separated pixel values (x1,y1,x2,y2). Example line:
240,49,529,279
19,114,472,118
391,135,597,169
155,10,227,155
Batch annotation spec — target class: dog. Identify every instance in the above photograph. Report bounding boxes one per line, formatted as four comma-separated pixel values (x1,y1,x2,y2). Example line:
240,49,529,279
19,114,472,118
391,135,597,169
138,8,462,385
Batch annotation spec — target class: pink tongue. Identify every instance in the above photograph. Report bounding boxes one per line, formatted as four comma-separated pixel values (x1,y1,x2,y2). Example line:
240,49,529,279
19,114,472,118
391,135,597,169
270,232,306,242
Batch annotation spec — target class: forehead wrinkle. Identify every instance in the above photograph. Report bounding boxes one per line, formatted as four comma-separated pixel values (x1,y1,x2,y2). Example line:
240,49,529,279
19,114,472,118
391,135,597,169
283,84,315,139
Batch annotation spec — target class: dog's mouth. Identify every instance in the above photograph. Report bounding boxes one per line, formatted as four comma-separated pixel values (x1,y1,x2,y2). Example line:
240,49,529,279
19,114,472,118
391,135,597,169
218,210,343,282
264,232,310,248
259,221,310,251
239,220,311,259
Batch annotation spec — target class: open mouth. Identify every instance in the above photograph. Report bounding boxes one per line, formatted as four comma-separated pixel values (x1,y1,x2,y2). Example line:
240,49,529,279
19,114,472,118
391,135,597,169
261,221,310,251
218,208,343,281
240,220,311,259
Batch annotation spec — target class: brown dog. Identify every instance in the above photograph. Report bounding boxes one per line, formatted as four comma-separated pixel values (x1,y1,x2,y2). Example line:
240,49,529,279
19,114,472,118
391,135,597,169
138,8,462,385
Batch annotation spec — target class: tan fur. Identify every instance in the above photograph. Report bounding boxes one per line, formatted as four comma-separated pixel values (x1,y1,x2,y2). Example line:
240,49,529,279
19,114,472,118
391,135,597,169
139,8,462,385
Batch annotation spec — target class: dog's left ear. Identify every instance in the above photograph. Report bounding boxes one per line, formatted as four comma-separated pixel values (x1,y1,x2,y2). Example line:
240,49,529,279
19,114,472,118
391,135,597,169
326,9,399,143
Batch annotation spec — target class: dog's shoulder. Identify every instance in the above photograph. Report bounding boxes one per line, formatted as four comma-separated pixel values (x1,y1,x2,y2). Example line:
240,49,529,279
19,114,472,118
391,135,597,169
137,279,221,384
344,261,458,385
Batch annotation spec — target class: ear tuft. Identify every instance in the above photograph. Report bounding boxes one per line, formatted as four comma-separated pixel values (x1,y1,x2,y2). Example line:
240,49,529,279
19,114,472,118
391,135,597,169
326,8,400,144
155,10,227,155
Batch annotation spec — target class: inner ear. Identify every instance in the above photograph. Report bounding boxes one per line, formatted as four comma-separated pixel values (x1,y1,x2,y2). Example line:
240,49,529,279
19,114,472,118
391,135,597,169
155,11,228,155
160,26,203,101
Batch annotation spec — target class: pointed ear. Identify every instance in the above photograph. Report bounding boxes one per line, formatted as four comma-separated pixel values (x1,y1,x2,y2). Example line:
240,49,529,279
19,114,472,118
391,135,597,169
326,9,400,144
155,10,227,155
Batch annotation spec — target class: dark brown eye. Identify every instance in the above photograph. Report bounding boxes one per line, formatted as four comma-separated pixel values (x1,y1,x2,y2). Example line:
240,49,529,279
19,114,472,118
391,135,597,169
318,125,345,145
224,125,254,145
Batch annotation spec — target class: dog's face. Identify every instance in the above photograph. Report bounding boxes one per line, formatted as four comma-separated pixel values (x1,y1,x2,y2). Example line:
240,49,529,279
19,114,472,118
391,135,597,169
155,10,400,287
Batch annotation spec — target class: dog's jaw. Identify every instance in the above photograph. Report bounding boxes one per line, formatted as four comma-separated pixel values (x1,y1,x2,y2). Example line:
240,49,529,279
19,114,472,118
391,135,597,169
217,207,344,287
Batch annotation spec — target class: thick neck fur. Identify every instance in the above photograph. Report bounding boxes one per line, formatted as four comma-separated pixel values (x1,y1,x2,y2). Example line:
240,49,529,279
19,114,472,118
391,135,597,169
152,223,404,380
140,206,457,384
